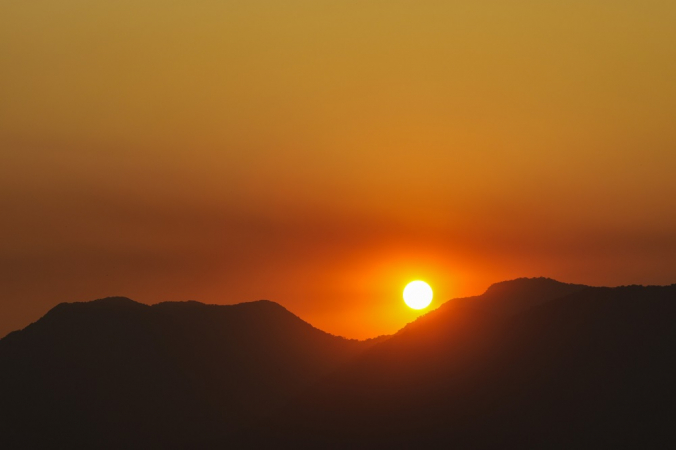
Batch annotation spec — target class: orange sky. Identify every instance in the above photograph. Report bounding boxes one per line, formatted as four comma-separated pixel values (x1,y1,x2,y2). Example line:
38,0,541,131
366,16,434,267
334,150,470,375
1,0,676,339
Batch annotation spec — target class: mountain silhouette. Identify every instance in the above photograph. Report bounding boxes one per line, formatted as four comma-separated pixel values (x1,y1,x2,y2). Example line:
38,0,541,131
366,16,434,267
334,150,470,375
257,281,676,449
470,276,588,316
0,298,380,448
1,279,675,449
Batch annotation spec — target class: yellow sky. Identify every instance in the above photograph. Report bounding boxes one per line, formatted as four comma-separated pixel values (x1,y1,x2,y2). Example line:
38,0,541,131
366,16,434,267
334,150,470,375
1,0,676,338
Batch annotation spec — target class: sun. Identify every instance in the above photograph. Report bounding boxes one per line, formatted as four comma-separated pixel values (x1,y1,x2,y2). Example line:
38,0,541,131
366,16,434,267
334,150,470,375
403,281,433,310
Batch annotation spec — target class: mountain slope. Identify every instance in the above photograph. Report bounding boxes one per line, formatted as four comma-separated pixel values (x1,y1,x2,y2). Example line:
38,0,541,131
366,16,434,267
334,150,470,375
0,298,377,449
471,276,588,316
259,282,676,449
3,279,675,449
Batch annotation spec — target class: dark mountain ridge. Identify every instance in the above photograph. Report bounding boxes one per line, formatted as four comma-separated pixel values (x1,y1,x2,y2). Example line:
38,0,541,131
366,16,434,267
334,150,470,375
2,278,675,449
392,277,588,338
0,297,378,448
259,283,676,449
475,276,588,315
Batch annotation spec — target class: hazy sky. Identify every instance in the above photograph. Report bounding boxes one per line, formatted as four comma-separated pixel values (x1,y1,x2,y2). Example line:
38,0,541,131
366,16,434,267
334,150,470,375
2,0,676,338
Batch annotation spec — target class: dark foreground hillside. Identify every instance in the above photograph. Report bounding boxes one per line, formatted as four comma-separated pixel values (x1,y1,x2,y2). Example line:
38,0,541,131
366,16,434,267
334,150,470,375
0,298,377,448
254,283,676,449
1,279,675,449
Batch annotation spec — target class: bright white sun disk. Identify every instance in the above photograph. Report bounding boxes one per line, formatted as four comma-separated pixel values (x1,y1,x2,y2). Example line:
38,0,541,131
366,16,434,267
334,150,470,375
403,281,433,310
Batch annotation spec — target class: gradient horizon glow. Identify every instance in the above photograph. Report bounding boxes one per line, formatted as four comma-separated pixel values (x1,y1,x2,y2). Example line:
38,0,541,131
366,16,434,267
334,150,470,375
1,0,675,339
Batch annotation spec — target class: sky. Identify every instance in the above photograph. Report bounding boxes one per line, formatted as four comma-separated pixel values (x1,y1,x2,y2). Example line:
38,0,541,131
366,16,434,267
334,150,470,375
1,0,676,339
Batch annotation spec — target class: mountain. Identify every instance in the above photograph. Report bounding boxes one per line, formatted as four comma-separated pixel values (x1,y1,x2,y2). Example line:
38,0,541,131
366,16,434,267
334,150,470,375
470,276,588,316
2,279,675,449
259,281,676,449
0,298,380,449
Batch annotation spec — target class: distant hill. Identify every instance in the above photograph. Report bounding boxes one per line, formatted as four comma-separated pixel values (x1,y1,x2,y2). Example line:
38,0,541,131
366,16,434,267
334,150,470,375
2,279,675,449
471,276,588,316
0,298,379,448
260,281,676,449
390,277,588,340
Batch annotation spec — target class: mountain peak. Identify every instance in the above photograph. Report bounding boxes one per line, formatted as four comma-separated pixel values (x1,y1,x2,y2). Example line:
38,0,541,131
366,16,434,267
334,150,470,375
484,277,584,296
90,296,141,306
41,296,147,319
0,294,377,448
478,277,588,316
